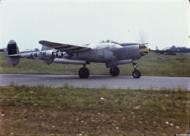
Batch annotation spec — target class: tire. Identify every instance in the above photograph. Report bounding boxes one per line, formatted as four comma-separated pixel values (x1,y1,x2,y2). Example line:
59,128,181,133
132,69,141,79
78,67,90,79
110,67,120,77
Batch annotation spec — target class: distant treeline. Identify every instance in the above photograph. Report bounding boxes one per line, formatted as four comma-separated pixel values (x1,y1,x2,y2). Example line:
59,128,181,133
167,46,190,53
153,46,190,55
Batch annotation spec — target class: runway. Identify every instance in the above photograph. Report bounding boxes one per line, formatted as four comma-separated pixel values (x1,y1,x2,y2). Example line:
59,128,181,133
0,74,190,90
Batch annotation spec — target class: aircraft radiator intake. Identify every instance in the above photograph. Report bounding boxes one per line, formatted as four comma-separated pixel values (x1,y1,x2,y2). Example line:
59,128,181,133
7,40,20,66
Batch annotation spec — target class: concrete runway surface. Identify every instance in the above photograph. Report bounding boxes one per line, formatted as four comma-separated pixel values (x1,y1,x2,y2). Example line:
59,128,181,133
0,74,190,90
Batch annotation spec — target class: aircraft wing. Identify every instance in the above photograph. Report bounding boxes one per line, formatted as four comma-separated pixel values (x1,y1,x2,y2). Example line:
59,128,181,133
120,43,148,46
39,40,91,54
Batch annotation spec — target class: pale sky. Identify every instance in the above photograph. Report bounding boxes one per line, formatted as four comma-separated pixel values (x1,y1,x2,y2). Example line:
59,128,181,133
0,0,190,50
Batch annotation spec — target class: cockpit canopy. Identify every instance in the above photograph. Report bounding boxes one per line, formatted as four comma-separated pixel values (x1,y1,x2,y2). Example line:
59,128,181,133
101,40,119,44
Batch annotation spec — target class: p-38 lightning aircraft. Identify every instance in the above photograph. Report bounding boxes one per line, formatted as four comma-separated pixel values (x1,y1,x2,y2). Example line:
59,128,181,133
5,39,149,79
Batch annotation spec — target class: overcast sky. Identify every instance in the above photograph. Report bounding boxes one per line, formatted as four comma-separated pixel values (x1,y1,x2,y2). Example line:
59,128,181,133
0,0,190,50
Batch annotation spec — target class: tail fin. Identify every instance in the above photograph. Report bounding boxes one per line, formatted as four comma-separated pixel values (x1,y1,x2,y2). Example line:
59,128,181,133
7,40,20,66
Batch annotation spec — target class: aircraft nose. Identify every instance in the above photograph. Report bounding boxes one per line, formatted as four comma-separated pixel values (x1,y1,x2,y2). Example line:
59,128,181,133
139,45,149,56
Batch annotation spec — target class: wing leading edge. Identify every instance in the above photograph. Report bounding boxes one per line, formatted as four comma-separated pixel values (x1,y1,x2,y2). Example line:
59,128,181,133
39,40,91,54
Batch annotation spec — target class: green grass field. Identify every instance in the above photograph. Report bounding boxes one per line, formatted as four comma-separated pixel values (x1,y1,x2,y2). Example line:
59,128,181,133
0,53,190,76
0,86,189,136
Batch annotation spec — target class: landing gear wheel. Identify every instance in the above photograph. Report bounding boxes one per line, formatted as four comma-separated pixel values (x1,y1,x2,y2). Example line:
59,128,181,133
110,67,120,77
132,69,141,79
78,67,90,79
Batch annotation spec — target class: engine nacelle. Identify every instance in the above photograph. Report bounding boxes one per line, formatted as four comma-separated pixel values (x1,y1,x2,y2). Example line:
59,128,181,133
7,40,20,66
114,45,141,60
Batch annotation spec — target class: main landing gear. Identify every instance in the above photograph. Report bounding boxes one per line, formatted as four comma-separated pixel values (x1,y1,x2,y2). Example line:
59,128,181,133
78,65,90,79
110,66,120,77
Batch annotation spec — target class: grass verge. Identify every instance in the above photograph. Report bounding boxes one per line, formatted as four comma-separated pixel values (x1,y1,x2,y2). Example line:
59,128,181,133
0,86,189,135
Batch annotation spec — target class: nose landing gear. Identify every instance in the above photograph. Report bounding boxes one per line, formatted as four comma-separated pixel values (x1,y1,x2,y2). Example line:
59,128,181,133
132,62,141,79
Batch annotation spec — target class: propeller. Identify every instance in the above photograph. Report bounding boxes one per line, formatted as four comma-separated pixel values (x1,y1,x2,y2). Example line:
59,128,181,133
139,32,150,56
139,32,149,46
